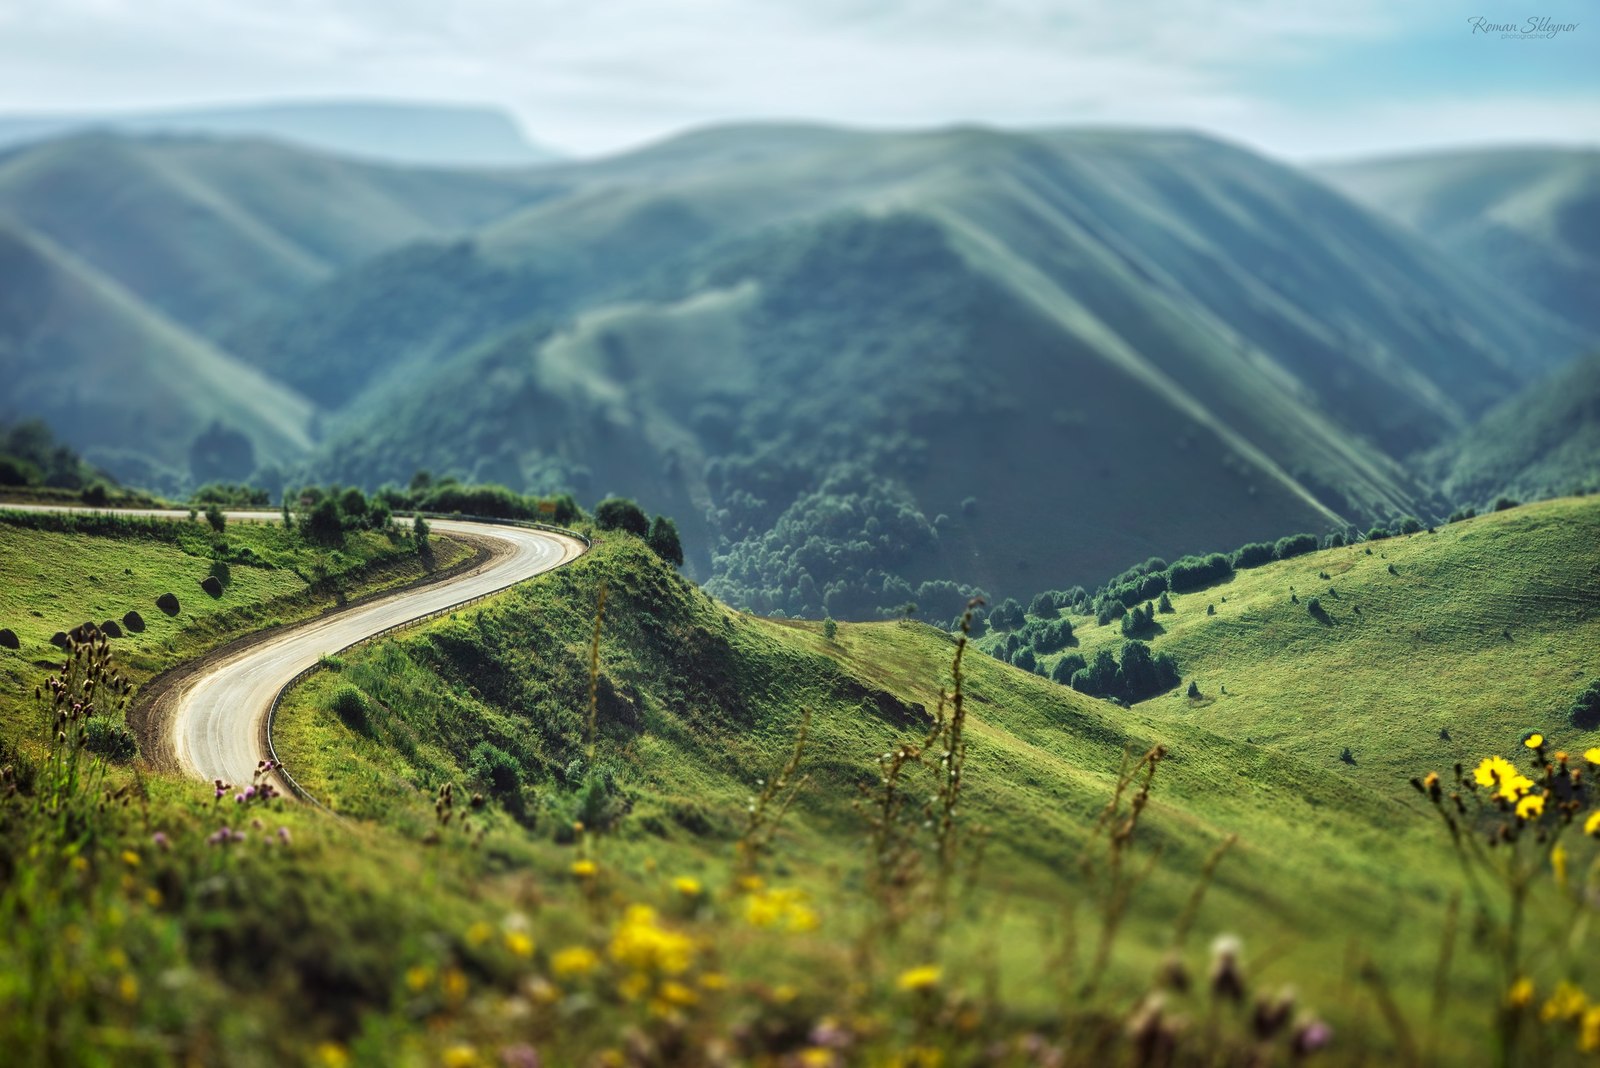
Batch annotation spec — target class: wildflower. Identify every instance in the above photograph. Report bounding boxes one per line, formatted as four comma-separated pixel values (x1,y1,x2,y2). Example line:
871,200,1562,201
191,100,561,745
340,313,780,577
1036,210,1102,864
151,832,171,851
744,886,820,932
1582,1007,1600,1053
551,946,600,978
799,1050,837,1068
658,979,698,1007
896,965,942,993
773,983,799,1003
120,849,140,867
672,876,704,897
315,1043,351,1068
1516,793,1546,820
504,931,535,959
1210,935,1246,1002
443,1045,479,1068
117,973,138,1003
1554,844,1570,887
144,888,163,908
405,965,432,992
1473,756,1534,801
1289,1018,1333,1056
699,972,730,991
466,921,494,947
1253,986,1296,1040
70,855,89,873
1542,981,1588,1022
570,859,598,878
1587,749,1600,766
609,905,695,976
1525,733,1544,749
277,826,292,845
441,967,469,1003
499,1045,542,1068
1507,977,1535,1008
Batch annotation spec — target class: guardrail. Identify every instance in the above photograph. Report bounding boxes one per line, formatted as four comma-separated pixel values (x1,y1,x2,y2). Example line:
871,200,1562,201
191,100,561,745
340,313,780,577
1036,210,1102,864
264,514,591,813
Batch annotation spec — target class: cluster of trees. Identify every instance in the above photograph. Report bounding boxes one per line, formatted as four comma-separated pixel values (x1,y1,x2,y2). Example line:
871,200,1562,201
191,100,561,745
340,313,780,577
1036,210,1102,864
294,485,398,547
0,421,106,493
384,472,582,525
1070,641,1182,704
595,497,684,568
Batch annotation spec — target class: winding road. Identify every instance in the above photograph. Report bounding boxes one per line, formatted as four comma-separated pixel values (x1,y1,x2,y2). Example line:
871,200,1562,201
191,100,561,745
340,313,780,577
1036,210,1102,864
6,507,586,791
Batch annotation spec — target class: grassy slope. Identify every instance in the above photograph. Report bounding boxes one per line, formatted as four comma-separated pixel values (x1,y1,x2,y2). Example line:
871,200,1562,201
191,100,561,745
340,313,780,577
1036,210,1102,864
271,533,1503,1053
1026,496,1600,800
1418,351,1600,507
0,222,318,486
0,514,468,754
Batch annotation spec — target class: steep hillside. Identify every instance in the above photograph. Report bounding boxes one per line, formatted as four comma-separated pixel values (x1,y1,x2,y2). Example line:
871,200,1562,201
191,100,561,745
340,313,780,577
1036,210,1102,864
290,126,1586,614
1319,148,1600,336
0,132,551,337
1419,350,1600,505
0,223,317,488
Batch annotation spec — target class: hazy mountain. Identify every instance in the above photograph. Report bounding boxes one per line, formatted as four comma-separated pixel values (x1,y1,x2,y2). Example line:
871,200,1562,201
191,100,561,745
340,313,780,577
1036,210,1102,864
0,132,554,338
0,222,315,490
0,101,559,168
284,125,1584,615
1319,147,1600,336
1420,349,1600,506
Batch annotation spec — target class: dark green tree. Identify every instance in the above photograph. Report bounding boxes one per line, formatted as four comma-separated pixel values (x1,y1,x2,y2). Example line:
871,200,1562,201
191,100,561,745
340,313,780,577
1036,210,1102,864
646,515,684,567
595,497,650,536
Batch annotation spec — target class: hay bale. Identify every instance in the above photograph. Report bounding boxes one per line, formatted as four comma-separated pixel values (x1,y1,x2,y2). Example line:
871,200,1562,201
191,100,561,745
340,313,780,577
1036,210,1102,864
122,610,145,633
99,619,123,638
0,628,18,650
70,622,99,643
156,593,180,616
49,631,69,649
200,575,223,598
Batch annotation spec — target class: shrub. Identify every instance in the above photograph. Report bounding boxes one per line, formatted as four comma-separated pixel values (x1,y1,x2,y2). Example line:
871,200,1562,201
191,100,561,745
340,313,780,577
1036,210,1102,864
85,718,137,761
1273,533,1318,560
1024,616,1074,653
338,487,369,527
1366,526,1391,541
1012,646,1037,673
204,505,227,534
1493,497,1520,512
1051,653,1086,684
1306,596,1324,619
1207,603,1216,615
595,498,649,536
1324,532,1346,548
646,515,684,567
301,498,345,547
1570,680,1600,731
1187,680,1201,699
469,741,522,800
1233,542,1274,569
991,598,1025,630
822,617,838,640
413,515,430,550
1157,591,1174,614
1448,507,1477,523
1398,516,1423,535
1028,592,1057,619
1167,553,1233,593
329,685,371,734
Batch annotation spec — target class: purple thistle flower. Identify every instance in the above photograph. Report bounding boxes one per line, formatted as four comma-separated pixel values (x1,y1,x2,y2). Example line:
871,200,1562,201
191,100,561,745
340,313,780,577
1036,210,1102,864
1292,1019,1333,1056
499,1045,541,1068
276,827,292,845
152,832,171,851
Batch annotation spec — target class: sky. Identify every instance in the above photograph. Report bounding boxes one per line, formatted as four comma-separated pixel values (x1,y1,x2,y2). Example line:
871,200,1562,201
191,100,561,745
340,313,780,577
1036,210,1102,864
0,0,1595,160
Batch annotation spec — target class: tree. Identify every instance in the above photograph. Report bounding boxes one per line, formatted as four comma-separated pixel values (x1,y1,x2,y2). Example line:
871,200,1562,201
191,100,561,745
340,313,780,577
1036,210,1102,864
204,505,226,533
822,618,838,641
595,497,649,536
339,487,369,528
1157,591,1174,613
646,515,684,567
413,514,430,551
1028,592,1058,619
301,498,345,547
1013,646,1037,673
1051,653,1086,684
1187,679,1201,699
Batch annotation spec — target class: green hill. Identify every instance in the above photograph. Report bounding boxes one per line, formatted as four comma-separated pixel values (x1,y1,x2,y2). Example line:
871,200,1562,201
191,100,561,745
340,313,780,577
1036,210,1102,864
0,222,318,489
1418,351,1600,506
0,132,551,338
282,126,1585,615
1319,147,1600,337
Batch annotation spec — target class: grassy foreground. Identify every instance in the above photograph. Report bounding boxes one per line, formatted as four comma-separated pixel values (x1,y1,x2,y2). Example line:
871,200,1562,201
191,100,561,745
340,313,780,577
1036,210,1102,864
3,503,1600,1064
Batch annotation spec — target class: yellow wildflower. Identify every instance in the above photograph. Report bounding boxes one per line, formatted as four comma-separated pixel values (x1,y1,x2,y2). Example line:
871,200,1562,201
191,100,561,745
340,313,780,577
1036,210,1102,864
405,965,432,992
570,859,598,878
1516,793,1546,820
896,965,942,993
1507,977,1535,1008
315,1043,351,1068
609,905,695,976
144,887,163,908
736,874,765,893
1473,756,1533,801
1588,812,1600,837
551,945,600,978
120,850,141,868
1587,749,1600,766
441,967,469,1003
773,983,799,1003
699,971,730,991
70,856,89,873
658,980,699,1006
618,971,651,1001
107,948,128,970
465,921,493,947
1542,981,1588,1023
1525,733,1545,749
1582,1006,1600,1053
504,931,535,959
744,887,820,932
1554,844,1570,888
117,973,139,1003
672,876,704,897
799,1050,836,1068
442,1045,479,1068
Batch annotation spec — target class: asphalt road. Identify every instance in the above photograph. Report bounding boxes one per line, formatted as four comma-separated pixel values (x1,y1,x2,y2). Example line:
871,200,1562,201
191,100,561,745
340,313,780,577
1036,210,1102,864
4,506,587,789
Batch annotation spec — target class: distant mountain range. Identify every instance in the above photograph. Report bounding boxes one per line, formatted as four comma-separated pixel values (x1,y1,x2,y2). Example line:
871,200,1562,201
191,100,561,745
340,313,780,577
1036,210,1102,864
0,101,561,168
0,122,1595,619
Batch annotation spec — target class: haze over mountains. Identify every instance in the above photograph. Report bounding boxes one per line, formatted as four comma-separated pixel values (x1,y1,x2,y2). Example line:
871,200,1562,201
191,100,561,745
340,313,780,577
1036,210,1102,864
1,120,1595,619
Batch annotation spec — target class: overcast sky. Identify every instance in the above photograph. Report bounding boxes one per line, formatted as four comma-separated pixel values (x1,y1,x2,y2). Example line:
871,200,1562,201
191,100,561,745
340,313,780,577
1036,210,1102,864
0,0,1594,160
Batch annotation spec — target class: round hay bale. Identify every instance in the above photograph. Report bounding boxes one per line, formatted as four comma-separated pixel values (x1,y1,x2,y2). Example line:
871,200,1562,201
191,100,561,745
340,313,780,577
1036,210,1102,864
122,610,145,633
49,631,69,649
99,619,123,638
156,593,180,616
0,628,18,650
70,621,99,643
200,575,224,598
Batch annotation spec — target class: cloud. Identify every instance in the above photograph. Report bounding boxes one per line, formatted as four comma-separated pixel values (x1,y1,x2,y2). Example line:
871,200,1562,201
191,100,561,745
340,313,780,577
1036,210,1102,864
0,0,1591,158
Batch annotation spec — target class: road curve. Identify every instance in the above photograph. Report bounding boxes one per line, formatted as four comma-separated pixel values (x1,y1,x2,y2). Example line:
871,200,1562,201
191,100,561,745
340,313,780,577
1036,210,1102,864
3,506,586,788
